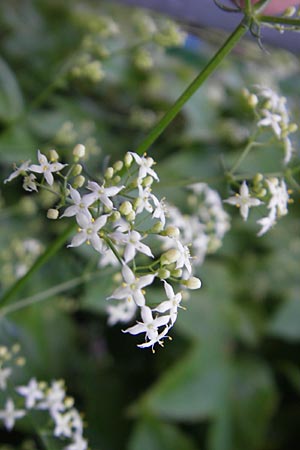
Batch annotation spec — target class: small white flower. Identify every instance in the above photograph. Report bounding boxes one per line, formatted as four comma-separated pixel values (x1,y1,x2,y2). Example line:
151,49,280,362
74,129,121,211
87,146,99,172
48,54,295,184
224,181,262,221
65,434,88,450
68,213,108,253
152,194,167,226
0,367,12,390
23,173,38,192
61,186,94,219
84,181,124,210
107,298,137,325
0,398,26,431
16,378,44,408
110,229,153,262
109,265,155,306
130,152,159,181
257,208,276,237
257,110,282,137
29,150,66,185
154,281,182,325
135,185,154,214
175,240,192,274
53,411,73,438
124,305,170,348
266,178,289,217
4,161,31,184
38,380,66,415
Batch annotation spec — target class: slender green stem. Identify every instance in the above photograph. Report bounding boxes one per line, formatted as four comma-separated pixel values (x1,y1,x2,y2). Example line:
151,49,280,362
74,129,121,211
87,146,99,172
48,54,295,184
258,15,300,27
135,19,248,155
0,222,77,307
229,132,261,175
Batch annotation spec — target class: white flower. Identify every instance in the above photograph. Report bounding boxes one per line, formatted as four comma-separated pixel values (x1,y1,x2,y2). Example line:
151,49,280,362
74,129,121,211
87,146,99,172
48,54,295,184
53,411,73,438
29,150,66,185
107,298,137,325
84,181,124,210
224,181,262,221
257,208,276,237
124,306,170,348
16,378,44,408
4,161,31,184
135,185,154,214
154,281,182,325
266,178,289,217
0,367,11,390
68,213,108,253
152,194,167,226
65,435,88,450
175,240,192,274
110,229,153,262
23,173,38,192
38,380,66,415
257,110,282,137
0,398,26,431
109,265,155,306
130,152,159,181
283,136,293,165
61,186,94,219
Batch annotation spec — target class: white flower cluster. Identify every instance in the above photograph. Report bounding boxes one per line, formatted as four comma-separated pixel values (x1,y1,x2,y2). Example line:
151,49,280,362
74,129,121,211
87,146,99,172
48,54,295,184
163,183,230,266
224,176,291,236
243,86,298,164
3,147,201,351
0,345,88,450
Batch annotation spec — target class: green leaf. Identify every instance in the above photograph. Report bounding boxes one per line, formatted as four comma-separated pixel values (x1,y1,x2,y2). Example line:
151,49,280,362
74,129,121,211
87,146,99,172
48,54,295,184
0,57,24,123
128,417,198,450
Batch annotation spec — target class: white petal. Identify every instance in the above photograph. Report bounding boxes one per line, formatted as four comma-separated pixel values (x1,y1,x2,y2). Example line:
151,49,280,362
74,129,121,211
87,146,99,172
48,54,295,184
44,170,54,186
140,306,153,324
69,232,86,247
122,265,135,284
37,150,47,165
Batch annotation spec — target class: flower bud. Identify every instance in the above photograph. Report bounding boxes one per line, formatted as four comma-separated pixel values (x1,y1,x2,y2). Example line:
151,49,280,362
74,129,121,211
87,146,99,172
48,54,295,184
127,211,136,222
253,173,263,185
73,175,85,188
113,175,121,184
110,211,121,222
161,249,180,265
49,149,59,161
113,160,123,172
288,123,298,133
157,268,171,279
184,277,201,290
248,94,258,108
124,152,133,167
105,167,114,179
47,208,59,220
151,222,164,233
119,201,133,216
73,144,85,159
142,176,153,187
161,226,180,239
171,268,182,278
283,6,296,17
72,164,83,176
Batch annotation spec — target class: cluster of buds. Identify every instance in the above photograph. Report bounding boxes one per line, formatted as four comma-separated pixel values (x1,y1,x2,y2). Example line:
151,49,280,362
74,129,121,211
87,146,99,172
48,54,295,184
4,147,201,351
0,345,88,449
243,86,298,164
224,175,292,236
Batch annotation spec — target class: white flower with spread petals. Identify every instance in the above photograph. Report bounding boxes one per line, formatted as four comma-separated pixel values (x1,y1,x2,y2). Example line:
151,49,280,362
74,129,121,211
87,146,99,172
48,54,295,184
110,229,153,262
53,411,73,438
130,152,159,181
257,110,282,137
65,435,88,450
0,398,26,430
16,378,44,409
23,173,38,192
154,281,182,325
257,208,276,237
266,178,289,217
124,306,170,349
29,150,66,186
152,194,167,226
38,380,66,415
175,240,192,274
68,213,108,253
84,181,124,210
224,181,262,221
107,298,137,325
0,367,11,390
109,265,155,306
4,161,31,184
61,186,94,219
135,185,154,214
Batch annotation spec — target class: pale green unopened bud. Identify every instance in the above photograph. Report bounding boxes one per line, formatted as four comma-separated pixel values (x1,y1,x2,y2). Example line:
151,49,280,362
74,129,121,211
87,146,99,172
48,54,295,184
124,152,133,167
133,197,142,210
248,94,258,108
110,211,121,222
242,88,250,98
158,268,171,279
151,222,164,233
143,176,153,187
171,268,182,278
119,201,133,216
105,167,114,179
283,6,296,17
49,149,59,161
162,226,180,239
253,173,263,185
257,188,267,198
113,160,123,172
72,164,83,176
47,208,59,220
113,175,121,184
73,175,85,188
288,123,298,133
73,144,86,159
184,277,201,290
127,211,136,222
161,249,180,265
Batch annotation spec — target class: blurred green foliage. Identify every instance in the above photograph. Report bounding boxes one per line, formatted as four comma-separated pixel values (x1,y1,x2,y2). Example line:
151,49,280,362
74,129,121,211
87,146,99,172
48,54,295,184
0,0,300,449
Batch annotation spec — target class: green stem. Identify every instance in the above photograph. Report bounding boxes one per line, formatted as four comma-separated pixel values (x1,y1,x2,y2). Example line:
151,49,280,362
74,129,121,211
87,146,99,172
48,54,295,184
229,132,260,175
135,19,248,155
0,222,77,307
258,15,300,27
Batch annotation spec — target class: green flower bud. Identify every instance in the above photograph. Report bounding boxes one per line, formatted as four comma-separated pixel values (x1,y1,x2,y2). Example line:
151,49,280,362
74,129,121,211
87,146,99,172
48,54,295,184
105,167,114,179
113,160,123,172
72,164,83,176
184,277,201,290
124,152,133,167
47,208,59,220
127,211,136,222
171,268,182,278
157,268,171,279
49,149,59,162
119,201,133,216
161,249,180,265
151,222,164,233
161,226,180,239
73,175,85,188
73,144,86,159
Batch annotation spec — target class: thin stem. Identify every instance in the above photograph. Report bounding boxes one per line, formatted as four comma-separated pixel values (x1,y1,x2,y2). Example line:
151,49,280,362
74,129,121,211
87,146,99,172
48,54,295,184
135,19,248,155
258,15,300,27
0,222,77,307
229,132,260,175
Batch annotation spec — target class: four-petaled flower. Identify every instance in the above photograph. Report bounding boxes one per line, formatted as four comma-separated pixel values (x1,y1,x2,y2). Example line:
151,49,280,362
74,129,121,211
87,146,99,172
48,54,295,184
110,229,153,262
0,398,26,431
130,152,159,181
84,181,124,210
29,150,66,186
109,265,155,306
61,186,94,219
4,161,31,184
16,378,44,409
224,181,262,221
68,213,108,253
154,281,182,325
